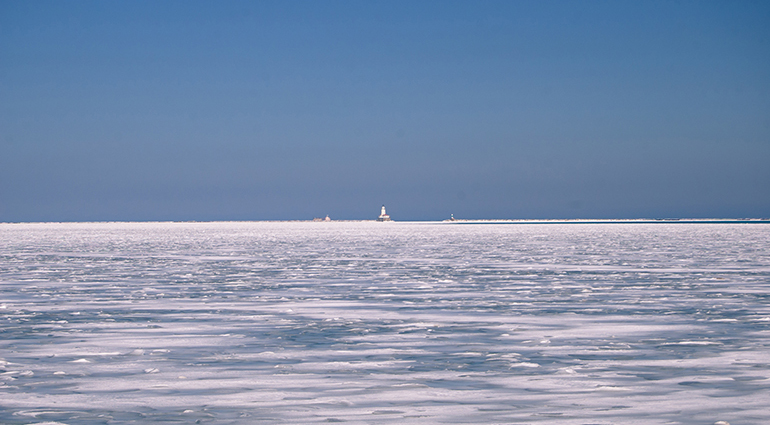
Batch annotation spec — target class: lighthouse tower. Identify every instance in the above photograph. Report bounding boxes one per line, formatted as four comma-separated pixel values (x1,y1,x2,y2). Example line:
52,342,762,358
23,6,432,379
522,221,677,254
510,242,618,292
377,205,391,221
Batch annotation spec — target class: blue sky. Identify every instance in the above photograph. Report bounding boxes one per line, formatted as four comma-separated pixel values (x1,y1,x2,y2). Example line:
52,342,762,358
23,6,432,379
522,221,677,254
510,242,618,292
1,0,768,221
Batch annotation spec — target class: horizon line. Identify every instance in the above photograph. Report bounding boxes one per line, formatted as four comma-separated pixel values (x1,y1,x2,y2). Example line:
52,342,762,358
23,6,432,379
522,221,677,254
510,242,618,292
2,218,769,225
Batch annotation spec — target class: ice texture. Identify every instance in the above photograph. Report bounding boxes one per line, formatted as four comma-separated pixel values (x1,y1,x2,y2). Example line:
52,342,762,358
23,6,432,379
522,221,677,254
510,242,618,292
1,221,769,424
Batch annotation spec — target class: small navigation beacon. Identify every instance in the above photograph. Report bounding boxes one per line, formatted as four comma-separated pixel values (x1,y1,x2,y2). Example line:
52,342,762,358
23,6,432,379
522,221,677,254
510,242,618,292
377,205,391,221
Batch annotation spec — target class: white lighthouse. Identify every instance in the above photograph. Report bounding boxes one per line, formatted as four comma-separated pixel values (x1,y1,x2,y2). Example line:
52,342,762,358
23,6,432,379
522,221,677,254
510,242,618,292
377,205,391,221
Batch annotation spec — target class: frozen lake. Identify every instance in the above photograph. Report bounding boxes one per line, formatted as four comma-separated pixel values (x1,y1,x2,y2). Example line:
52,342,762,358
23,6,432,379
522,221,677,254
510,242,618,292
1,221,769,424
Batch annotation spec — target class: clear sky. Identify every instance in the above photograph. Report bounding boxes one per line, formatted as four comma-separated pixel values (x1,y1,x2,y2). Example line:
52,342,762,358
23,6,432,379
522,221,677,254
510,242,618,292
1,0,768,221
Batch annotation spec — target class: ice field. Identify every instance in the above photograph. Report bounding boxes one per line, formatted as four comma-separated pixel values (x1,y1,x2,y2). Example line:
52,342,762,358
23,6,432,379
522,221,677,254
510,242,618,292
1,221,769,424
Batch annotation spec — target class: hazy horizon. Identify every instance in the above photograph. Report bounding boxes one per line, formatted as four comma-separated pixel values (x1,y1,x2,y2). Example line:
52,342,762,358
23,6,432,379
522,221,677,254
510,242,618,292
2,217,769,225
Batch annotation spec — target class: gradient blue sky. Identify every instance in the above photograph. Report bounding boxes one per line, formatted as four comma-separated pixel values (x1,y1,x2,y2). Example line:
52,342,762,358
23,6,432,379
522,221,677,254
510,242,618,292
1,0,769,221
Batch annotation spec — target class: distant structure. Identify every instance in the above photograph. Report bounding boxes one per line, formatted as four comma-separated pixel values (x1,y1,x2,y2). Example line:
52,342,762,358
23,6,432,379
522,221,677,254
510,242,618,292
325,215,331,222
313,215,332,222
377,205,391,221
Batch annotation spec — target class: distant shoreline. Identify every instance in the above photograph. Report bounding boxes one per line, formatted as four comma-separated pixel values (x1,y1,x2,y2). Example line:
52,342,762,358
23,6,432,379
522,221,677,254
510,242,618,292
1,218,769,225
439,218,770,224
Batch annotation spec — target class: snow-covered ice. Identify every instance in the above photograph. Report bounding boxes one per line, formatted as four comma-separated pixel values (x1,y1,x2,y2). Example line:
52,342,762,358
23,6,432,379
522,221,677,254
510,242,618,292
1,221,768,424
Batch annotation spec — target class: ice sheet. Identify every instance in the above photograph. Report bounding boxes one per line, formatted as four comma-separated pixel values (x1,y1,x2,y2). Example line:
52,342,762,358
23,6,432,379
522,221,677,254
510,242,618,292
1,221,768,424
